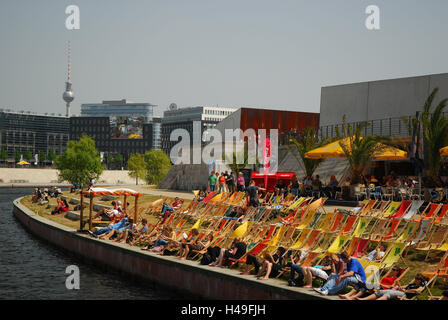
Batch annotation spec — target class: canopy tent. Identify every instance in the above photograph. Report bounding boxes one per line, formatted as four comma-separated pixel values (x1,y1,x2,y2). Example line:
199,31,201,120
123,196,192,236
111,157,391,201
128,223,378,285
440,146,448,157
304,137,408,160
80,187,142,231
16,160,31,165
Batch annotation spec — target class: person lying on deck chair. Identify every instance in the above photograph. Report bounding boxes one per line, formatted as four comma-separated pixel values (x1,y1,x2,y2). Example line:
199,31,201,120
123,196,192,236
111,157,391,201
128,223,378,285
361,243,386,262
256,247,287,280
314,251,366,296
334,202,365,216
301,255,334,288
115,218,148,244
178,232,213,260
339,266,402,300
209,238,247,267
356,273,429,300
141,225,173,252
159,197,183,223
92,201,121,221
90,216,129,237
98,218,134,241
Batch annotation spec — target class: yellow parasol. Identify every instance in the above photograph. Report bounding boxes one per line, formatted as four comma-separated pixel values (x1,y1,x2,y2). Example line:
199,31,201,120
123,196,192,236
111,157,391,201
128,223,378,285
16,160,31,165
440,146,448,157
305,137,407,160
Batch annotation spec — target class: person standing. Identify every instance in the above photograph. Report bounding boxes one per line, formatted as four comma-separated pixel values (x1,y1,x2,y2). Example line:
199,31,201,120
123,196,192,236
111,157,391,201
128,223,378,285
247,180,265,207
208,171,217,192
226,171,235,194
218,172,227,193
237,172,246,192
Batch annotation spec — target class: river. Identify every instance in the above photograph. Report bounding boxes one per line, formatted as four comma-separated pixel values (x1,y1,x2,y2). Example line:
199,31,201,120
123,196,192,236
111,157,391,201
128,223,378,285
0,188,183,299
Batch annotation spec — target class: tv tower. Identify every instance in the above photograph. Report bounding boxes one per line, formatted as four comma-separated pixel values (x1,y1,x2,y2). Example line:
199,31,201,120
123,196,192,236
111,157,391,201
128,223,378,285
62,40,74,117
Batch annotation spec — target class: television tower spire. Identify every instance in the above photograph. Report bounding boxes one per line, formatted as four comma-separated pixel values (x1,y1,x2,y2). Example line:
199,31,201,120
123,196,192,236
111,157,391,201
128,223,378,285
63,40,74,117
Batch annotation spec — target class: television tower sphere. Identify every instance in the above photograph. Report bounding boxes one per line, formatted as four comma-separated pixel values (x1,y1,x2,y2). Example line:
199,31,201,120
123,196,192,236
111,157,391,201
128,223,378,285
63,83,75,103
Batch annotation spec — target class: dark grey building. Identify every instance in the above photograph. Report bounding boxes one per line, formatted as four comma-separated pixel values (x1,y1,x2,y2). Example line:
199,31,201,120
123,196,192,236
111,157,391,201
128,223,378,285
0,110,69,163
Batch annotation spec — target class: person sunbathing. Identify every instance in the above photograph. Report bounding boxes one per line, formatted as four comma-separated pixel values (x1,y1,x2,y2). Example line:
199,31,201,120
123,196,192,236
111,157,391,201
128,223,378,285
115,218,148,244
178,231,214,260
141,225,173,253
355,273,429,300
361,243,386,262
256,247,287,280
51,197,70,215
339,266,402,300
209,238,247,267
160,197,184,223
99,218,134,241
301,255,334,288
90,216,129,237
92,201,120,221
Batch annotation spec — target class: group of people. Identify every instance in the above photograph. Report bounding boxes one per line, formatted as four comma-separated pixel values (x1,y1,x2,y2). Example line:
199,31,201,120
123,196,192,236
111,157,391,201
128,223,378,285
32,186,63,205
207,171,246,193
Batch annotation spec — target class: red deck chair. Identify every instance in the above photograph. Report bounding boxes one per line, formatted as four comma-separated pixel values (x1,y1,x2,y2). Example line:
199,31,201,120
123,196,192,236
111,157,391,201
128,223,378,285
228,242,269,266
202,192,216,204
264,225,278,241
350,238,370,258
327,213,345,233
434,204,448,224
381,219,401,241
339,216,358,235
388,200,412,219
414,203,442,222
300,229,321,251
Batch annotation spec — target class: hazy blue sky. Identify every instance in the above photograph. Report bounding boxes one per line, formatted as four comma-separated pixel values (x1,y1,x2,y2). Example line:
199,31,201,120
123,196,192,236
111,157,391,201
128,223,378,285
0,0,447,117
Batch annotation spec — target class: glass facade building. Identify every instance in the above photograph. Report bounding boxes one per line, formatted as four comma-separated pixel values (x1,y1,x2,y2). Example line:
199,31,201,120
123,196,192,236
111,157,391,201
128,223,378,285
0,110,69,163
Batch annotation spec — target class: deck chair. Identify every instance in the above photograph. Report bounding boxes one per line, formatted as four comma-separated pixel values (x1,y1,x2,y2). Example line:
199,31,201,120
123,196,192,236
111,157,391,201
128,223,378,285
228,241,268,267
415,225,448,252
310,233,335,254
434,204,448,224
369,200,391,217
359,199,378,217
396,221,418,243
380,242,406,268
364,266,409,293
299,229,322,252
326,212,346,233
326,234,350,254
347,237,370,258
381,219,402,241
407,219,432,246
201,192,216,204
387,200,412,219
413,203,442,223
316,212,335,232
351,217,371,238
289,229,312,250
339,215,358,236
399,273,438,300
381,201,404,219
363,261,382,288
401,200,425,220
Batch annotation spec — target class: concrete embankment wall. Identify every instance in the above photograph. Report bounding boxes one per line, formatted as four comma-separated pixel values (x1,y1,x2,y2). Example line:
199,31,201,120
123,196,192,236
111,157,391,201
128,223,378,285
12,197,331,300
0,168,141,185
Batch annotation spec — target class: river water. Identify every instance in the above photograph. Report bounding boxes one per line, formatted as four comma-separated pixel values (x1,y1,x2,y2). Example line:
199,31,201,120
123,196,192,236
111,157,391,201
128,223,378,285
0,188,182,300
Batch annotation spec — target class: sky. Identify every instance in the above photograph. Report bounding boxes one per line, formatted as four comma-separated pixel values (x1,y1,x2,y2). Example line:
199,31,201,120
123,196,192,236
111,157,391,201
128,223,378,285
0,0,447,118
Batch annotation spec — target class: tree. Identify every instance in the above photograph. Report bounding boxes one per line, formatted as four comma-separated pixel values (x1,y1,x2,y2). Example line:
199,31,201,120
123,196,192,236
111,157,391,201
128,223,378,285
38,151,46,165
114,154,124,166
127,153,147,185
420,88,448,178
0,148,7,162
144,150,172,185
287,127,334,177
24,149,32,161
15,151,21,163
336,115,389,184
55,134,104,186
48,149,57,163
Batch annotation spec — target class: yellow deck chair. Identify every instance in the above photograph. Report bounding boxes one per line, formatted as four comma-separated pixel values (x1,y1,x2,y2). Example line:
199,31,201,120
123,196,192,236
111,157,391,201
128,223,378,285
358,258,370,268
267,226,287,246
296,212,316,230
230,221,252,238
436,238,448,251
317,212,336,232
351,217,371,238
363,261,382,286
381,201,401,218
289,229,312,250
380,242,406,268
282,197,305,213
311,233,334,253
326,235,350,254
396,221,418,243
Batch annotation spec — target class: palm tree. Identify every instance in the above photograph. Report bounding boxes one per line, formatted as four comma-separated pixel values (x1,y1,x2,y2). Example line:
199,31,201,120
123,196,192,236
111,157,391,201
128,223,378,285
335,116,389,184
287,127,334,177
420,88,448,178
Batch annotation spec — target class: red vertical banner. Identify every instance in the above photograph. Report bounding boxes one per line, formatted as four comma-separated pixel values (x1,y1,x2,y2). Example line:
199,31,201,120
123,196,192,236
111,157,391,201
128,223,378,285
263,137,271,188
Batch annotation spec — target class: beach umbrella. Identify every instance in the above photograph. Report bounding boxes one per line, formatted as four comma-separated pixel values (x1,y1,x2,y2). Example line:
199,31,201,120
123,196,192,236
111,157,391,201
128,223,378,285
16,160,31,165
440,146,448,157
304,137,407,160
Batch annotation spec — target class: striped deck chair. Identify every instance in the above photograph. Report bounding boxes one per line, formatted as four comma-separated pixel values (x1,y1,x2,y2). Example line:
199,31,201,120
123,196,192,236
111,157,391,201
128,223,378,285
413,203,442,223
387,200,413,219
380,201,402,218
380,242,406,268
434,204,448,224
326,234,350,254
401,200,425,220
339,215,358,236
